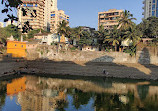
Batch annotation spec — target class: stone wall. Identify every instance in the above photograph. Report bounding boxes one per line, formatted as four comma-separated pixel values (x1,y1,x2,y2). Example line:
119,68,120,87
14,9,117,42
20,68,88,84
26,45,158,64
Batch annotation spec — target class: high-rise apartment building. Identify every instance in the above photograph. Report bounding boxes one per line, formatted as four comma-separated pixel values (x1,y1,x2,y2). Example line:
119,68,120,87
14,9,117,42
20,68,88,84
50,10,69,33
98,9,123,30
143,0,158,19
18,0,45,30
18,0,69,33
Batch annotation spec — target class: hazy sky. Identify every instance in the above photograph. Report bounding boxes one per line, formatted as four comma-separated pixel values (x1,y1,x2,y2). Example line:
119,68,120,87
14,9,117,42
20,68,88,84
0,0,144,29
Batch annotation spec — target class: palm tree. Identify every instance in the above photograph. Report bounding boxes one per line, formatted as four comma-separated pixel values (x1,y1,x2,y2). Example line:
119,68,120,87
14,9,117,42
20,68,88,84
123,25,141,46
104,27,120,51
118,10,136,31
95,25,109,50
74,26,83,40
57,20,70,42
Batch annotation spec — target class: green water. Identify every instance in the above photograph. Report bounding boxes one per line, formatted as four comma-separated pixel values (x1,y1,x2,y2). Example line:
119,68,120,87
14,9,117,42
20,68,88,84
0,74,158,111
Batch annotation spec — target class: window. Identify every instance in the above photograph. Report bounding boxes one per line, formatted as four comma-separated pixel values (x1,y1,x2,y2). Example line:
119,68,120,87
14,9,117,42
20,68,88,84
21,45,23,47
153,0,155,3
15,44,17,46
152,11,155,16
51,14,55,16
27,4,33,7
152,4,155,10
99,14,104,16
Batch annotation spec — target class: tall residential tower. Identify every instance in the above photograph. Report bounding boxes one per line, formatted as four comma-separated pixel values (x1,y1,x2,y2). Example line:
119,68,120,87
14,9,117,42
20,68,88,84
18,0,69,33
143,0,158,19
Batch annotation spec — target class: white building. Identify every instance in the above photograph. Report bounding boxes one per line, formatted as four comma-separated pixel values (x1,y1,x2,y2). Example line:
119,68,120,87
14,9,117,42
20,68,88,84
143,0,158,19
44,0,58,31
41,34,69,45
41,34,60,45
0,22,4,28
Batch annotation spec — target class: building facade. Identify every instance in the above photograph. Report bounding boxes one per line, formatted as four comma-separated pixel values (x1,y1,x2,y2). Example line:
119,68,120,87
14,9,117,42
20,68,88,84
50,10,69,33
143,0,158,19
18,0,69,33
7,41,26,58
18,0,45,30
98,9,123,30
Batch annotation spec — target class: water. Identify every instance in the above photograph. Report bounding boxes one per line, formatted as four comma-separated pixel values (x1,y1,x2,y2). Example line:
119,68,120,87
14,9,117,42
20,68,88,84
0,75,158,111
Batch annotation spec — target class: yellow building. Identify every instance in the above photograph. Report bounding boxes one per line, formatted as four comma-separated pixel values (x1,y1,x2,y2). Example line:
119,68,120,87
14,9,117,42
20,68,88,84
7,77,26,95
98,9,123,30
7,41,26,58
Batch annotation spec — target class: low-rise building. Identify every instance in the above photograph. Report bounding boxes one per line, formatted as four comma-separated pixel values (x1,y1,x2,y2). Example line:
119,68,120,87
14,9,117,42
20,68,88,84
7,41,26,58
82,46,99,51
41,34,69,45
41,34,60,45
34,33,49,40
26,41,39,49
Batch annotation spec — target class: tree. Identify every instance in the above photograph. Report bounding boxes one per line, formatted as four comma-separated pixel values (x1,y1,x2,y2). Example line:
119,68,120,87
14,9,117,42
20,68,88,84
0,25,21,43
77,31,92,47
57,20,70,39
4,25,21,40
137,17,158,38
73,26,83,41
95,25,109,50
118,10,136,31
104,27,121,51
123,25,141,46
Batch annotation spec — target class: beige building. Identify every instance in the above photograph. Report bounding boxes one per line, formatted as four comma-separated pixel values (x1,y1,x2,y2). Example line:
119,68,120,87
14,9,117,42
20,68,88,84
18,0,45,30
18,0,58,31
0,22,4,28
18,0,69,33
50,10,69,33
98,9,123,30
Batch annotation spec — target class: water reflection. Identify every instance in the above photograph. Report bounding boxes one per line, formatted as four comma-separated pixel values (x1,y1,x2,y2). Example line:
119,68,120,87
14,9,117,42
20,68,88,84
0,75,158,111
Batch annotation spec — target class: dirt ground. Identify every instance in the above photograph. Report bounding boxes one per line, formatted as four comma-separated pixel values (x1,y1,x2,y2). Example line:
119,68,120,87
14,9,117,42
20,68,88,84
0,60,158,80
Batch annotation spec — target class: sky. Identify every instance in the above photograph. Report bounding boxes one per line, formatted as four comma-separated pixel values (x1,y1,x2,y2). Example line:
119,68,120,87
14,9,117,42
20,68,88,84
0,0,144,30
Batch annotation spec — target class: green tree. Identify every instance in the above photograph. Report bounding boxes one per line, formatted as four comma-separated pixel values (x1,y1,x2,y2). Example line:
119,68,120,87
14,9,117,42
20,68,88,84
104,27,120,51
123,25,141,46
95,25,109,50
4,25,21,40
118,10,136,31
73,26,83,41
137,17,158,38
57,20,70,38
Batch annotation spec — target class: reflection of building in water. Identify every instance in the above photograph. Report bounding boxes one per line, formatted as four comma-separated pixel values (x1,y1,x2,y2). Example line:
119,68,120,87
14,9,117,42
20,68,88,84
7,77,26,95
17,88,66,111
17,75,158,110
